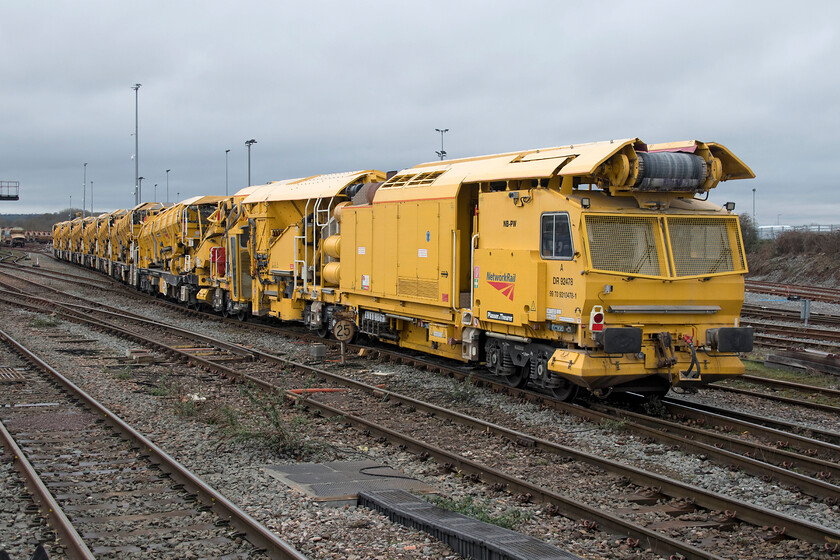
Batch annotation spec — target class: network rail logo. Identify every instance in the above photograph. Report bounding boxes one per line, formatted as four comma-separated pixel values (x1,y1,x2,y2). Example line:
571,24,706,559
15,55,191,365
486,272,516,301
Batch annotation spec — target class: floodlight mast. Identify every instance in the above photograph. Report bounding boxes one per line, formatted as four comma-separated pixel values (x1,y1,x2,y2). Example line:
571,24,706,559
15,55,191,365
132,83,141,206
82,163,87,219
245,139,257,186
435,128,449,160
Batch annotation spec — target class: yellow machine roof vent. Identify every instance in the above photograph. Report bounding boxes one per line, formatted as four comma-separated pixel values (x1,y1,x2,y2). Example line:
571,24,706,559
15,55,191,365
381,170,446,189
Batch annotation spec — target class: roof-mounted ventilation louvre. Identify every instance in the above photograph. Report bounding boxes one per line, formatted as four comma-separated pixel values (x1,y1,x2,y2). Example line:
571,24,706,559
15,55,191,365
381,170,446,189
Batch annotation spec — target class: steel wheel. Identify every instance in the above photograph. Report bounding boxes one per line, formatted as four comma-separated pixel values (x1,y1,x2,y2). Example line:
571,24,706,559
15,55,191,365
551,379,579,402
505,365,529,389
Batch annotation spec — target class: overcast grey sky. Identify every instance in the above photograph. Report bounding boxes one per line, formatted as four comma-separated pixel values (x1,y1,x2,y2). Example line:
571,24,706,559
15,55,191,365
1,1,837,226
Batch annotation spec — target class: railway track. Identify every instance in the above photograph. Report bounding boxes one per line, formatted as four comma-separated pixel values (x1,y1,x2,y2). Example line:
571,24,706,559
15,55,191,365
738,373,840,399
0,329,306,560
705,382,840,414
6,262,840,429
745,318,840,344
0,261,116,291
2,267,840,557
746,279,840,304
660,396,840,448
6,262,840,474
742,303,840,327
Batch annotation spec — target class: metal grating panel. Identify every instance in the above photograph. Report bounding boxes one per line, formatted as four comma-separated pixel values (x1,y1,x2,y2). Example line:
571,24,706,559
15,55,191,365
397,277,438,299
359,489,582,560
667,217,745,276
586,215,663,276
381,170,445,189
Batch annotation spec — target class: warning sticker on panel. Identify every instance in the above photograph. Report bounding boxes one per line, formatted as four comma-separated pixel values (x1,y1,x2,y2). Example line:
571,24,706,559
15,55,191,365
547,308,581,323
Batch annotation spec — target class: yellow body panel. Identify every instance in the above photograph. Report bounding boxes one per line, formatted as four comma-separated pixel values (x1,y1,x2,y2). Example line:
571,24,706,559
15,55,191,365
242,171,381,203
547,348,744,390
238,170,386,317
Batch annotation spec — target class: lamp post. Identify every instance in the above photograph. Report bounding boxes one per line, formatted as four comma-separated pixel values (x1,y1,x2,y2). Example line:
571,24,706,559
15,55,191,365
154,183,158,201
132,83,141,205
435,128,448,160
225,149,230,195
138,177,145,203
166,169,171,204
245,139,257,186
752,187,756,224
82,163,87,219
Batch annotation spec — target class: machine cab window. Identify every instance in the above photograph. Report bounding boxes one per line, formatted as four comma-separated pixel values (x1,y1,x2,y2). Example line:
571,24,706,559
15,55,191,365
540,212,573,259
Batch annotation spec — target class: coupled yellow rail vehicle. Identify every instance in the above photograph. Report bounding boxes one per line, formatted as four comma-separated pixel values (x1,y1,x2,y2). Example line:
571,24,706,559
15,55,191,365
53,138,755,400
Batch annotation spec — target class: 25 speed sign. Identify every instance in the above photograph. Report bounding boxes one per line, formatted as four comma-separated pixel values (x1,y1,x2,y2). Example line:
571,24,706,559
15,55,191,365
332,319,355,342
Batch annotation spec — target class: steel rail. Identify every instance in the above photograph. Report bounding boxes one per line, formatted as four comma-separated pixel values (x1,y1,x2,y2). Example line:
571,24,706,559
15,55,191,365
664,397,840,447
10,256,118,285
736,374,840,399
0,278,26,294
662,397,840,462
705,384,840,415
581,402,840,500
60,303,258,358
0,262,114,290
0,419,95,560
746,319,840,343
746,280,840,303
0,329,308,560
0,294,280,399
754,332,840,351
0,268,116,297
0,271,227,326
742,303,840,327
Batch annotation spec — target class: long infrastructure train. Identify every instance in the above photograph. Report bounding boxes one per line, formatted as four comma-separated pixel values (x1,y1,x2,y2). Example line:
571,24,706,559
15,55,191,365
53,138,755,400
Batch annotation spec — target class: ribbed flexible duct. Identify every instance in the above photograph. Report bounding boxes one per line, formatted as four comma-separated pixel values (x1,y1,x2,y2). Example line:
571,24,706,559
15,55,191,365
634,152,707,191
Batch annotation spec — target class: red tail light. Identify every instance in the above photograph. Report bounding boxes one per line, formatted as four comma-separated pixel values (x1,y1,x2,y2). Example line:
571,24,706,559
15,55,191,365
589,306,605,332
